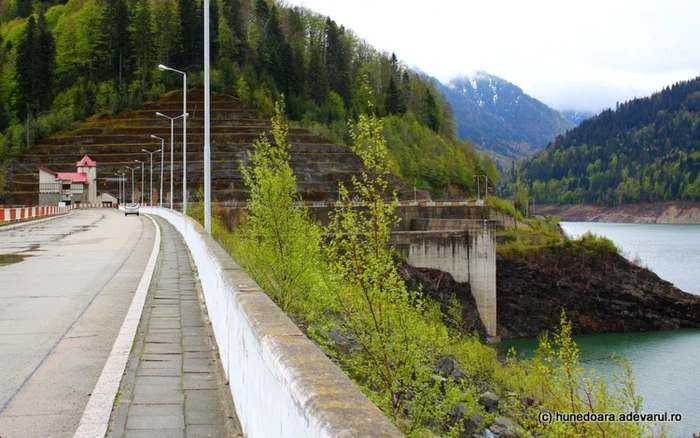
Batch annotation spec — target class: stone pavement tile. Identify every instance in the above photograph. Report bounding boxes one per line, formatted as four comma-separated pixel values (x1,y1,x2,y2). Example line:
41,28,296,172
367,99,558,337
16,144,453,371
186,424,229,437
183,373,218,390
183,343,210,353
148,319,181,329
183,358,215,373
139,360,182,369
185,409,227,426
137,367,182,377
182,327,207,337
132,390,184,404
127,415,185,430
141,354,182,363
136,376,182,386
145,334,182,344
182,336,205,346
185,390,222,411
184,351,210,359
127,403,183,417
145,343,183,354
125,430,184,438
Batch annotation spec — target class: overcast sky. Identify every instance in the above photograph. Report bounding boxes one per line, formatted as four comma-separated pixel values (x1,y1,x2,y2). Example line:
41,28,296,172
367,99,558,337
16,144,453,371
283,0,700,113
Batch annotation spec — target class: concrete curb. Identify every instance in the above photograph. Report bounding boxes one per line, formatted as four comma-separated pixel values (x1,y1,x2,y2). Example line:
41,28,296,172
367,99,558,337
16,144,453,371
74,215,161,438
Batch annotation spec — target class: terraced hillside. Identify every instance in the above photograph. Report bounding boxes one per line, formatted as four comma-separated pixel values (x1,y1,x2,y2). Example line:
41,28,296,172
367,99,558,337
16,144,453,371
10,89,415,205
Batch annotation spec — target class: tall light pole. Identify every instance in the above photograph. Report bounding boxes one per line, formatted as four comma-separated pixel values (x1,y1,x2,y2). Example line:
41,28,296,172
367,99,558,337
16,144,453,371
126,166,136,202
114,173,122,205
142,148,161,206
475,175,481,201
135,160,144,204
158,64,187,214
156,112,187,209
151,135,165,206
203,0,211,233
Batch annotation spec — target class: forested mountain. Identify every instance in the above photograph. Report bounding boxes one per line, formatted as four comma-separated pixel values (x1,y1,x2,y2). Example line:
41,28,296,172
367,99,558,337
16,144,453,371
560,110,595,126
0,0,498,198
508,77,700,205
433,72,575,162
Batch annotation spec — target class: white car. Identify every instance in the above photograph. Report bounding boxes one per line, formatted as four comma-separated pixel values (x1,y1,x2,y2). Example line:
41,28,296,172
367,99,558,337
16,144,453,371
124,203,140,216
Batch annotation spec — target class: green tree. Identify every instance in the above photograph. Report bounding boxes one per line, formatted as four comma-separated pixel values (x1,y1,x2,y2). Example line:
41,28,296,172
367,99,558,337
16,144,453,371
101,0,131,83
237,99,323,313
307,42,328,105
130,0,153,86
325,106,466,434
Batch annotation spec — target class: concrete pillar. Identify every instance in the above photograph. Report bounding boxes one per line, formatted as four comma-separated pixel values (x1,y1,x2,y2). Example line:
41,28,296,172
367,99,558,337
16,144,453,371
403,220,498,340
466,221,497,340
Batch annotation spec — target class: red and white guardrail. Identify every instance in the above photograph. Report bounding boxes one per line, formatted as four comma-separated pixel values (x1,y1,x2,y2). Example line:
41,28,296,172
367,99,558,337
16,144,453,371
0,203,116,223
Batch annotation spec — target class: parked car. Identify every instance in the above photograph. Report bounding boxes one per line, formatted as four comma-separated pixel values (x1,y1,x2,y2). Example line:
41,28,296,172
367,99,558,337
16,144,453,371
125,203,140,216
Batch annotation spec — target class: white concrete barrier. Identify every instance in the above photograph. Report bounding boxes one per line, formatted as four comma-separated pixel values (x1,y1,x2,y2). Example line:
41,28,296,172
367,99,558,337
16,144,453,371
140,207,402,438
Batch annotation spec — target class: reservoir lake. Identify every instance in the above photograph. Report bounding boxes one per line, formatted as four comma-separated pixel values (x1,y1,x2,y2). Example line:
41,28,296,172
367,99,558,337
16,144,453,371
499,222,700,437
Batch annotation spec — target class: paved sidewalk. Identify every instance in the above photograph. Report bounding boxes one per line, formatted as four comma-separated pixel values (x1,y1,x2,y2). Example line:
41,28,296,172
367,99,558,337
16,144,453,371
108,217,242,437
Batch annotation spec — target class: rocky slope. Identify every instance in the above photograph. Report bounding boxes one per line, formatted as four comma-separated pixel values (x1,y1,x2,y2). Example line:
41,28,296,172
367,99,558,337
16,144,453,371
401,242,700,341
537,202,700,224
496,247,700,339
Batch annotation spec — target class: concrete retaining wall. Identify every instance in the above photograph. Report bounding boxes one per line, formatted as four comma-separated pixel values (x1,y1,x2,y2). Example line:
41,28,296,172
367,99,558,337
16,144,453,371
140,207,402,438
392,220,498,339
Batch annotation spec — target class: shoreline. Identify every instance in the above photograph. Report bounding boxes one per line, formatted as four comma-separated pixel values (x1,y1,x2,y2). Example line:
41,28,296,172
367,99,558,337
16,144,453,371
534,202,700,224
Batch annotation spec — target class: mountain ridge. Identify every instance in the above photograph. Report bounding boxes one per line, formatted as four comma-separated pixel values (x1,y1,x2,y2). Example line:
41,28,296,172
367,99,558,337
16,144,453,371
432,71,575,162
510,76,700,205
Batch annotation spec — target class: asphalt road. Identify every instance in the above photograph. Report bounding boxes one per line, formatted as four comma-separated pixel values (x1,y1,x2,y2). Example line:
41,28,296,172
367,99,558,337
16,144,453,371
0,209,156,438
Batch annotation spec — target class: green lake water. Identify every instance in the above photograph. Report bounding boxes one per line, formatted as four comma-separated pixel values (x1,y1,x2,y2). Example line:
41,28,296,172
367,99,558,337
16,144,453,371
498,222,700,437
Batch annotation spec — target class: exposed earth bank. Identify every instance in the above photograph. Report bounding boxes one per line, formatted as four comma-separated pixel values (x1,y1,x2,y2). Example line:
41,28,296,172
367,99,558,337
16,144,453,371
536,202,700,224
402,250,700,341
497,248,700,339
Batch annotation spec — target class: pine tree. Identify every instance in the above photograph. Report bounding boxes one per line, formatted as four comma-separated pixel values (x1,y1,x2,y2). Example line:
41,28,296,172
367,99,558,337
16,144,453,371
262,5,283,85
384,76,400,115
101,0,131,83
130,0,153,86
178,0,201,68
14,17,37,120
17,0,32,18
36,12,56,111
308,42,329,106
324,18,351,104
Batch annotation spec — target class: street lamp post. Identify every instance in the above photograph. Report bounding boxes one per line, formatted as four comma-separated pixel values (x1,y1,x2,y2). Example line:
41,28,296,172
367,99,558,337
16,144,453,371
142,148,161,206
126,166,136,202
203,0,211,233
151,135,165,206
156,112,187,209
135,160,144,204
475,176,481,201
115,172,125,205
158,64,187,214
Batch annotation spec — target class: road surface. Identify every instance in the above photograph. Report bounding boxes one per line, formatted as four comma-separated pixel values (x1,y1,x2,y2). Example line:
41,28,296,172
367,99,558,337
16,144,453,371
0,209,156,437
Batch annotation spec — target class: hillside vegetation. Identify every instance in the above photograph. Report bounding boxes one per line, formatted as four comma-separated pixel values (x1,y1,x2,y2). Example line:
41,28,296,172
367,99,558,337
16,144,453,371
192,104,662,437
0,0,496,200
506,77,700,205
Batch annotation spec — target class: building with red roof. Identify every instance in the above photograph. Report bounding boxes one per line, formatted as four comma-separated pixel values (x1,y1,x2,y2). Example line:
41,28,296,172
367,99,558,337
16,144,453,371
39,155,97,205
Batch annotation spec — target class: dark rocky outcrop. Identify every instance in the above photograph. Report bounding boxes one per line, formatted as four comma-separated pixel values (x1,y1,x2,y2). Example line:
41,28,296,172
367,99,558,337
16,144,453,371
497,248,700,339
399,264,488,341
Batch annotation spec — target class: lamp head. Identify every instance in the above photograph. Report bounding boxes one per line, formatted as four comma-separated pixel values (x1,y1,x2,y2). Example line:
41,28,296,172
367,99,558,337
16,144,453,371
150,134,157,139
155,112,165,118
158,64,168,72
